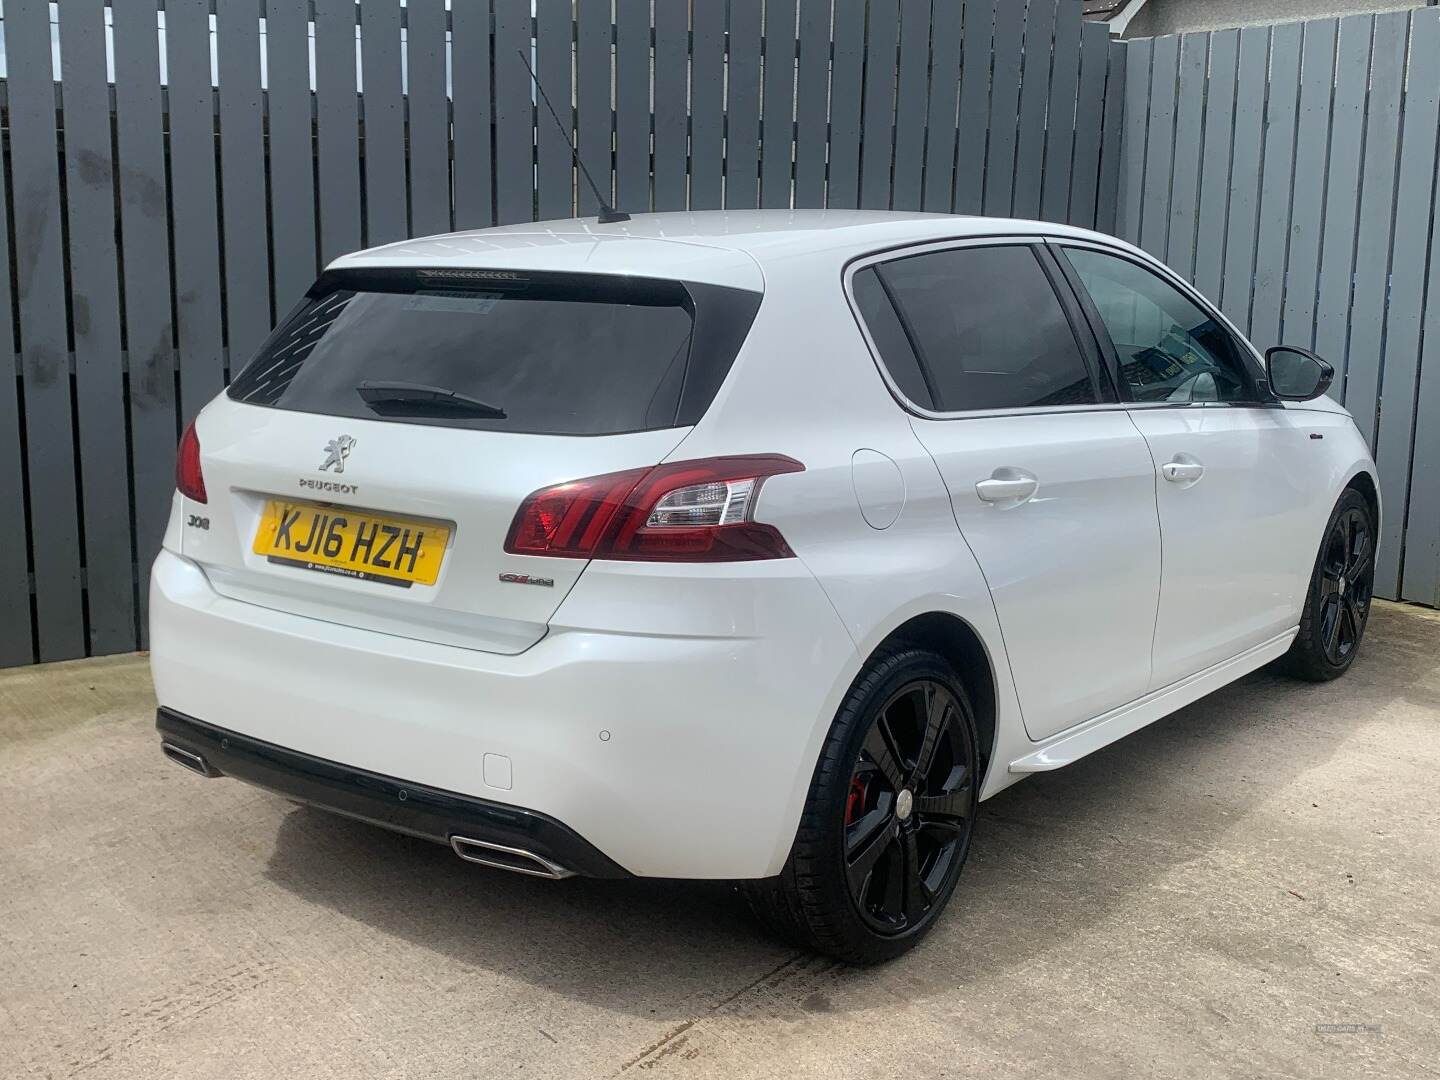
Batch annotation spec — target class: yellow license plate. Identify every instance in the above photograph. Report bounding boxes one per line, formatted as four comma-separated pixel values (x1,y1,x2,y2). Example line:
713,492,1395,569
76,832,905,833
252,499,451,587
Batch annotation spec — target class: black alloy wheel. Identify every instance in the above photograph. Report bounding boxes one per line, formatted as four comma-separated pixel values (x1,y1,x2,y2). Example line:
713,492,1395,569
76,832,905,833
844,680,975,934
1279,488,1376,682
1317,505,1374,666
741,646,980,964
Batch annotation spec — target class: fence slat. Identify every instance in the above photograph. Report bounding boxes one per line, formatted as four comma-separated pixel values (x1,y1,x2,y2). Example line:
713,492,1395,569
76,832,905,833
112,0,176,640
1139,35,1178,257
493,0,534,225
359,0,404,245
983,0,1025,215
691,0,726,209
615,0,651,212
827,0,866,209
890,0,931,212
7,0,83,660
1248,22,1303,351
1314,16,1367,401
1280,18,1337,351
760,0,798,209
575,1,609,216
1116,37,1151,243
1192,29,1238,301
1406,221,1440,603
533,0,573,220
217,0,272,365
1219,27,1268,325
1095,38,1127,235
408,0,452,235
652,0,688,213
451,0,494,229
1344,12,1406,442
1400,10,1440,605
859,0,899,210
56,0,135,657
1041,1,1082,223
921,0,963,213
1068,21,1109,229
1013,0,1057,220
166,0,226,423
793,0,831,208
1374,9,1440,597
725,0,764,210
1164,34,1207,279
954,0,995,214
315,0,362,261
0,118,27,663
266,0,319,305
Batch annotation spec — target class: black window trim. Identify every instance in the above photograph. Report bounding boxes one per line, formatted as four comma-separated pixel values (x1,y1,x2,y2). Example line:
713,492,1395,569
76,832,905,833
1043,237,1281,410
842,235,1118,420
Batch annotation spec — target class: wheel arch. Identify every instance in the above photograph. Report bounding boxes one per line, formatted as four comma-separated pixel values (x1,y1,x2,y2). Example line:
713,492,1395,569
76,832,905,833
1343,467,1379,532
859,611,999,790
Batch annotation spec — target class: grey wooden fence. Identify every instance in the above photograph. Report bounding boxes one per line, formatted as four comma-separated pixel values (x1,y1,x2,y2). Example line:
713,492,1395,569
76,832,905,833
0,0,1123,668
1115,6,1440,607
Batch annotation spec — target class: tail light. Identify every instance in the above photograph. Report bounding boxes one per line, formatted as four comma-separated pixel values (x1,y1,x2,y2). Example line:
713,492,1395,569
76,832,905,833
176,420,207,503
505,455,804,562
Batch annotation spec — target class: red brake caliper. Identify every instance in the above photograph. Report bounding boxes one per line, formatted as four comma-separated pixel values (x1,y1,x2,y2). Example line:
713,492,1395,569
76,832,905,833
845,775,868,826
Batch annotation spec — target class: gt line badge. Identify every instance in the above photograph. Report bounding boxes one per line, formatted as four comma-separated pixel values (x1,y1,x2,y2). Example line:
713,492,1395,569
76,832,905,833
499,572,554,588
320,435,356,473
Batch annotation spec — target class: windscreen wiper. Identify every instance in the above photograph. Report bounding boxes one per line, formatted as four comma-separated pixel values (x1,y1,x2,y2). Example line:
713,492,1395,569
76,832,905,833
356,380,507,419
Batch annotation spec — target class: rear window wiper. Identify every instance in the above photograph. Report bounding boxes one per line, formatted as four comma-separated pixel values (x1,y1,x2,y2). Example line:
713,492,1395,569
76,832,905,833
356,380,507,419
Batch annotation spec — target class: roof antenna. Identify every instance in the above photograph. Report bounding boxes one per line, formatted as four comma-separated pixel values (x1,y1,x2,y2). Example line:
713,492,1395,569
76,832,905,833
516,49,630,225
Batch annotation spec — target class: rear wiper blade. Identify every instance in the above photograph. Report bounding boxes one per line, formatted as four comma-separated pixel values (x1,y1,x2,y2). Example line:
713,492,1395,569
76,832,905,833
356,380,507,419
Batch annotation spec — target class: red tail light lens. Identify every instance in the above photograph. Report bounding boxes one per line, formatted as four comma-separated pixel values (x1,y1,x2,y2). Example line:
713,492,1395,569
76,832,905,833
176,420,207,503
505,455,804,562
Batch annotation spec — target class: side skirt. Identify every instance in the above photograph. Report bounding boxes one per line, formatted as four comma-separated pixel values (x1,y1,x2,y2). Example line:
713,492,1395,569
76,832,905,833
1007,629,1298,774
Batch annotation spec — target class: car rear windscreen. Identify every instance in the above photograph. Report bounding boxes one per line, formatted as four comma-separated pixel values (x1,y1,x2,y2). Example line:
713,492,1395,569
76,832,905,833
227,268,762,436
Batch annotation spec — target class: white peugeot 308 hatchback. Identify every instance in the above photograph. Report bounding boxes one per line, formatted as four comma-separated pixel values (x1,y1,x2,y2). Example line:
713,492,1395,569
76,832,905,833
152,211,1379,963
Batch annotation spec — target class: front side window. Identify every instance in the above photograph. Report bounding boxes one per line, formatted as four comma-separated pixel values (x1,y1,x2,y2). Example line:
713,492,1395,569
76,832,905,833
1060,247,1261,404
854,245,1097,412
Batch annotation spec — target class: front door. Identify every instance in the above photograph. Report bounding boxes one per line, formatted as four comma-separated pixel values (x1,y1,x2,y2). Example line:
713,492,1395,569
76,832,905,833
1055,242,1323,687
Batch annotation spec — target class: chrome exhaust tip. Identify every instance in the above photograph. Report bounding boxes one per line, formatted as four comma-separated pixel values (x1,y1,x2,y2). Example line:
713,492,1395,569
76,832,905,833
160,741,218,778
449,836,575,879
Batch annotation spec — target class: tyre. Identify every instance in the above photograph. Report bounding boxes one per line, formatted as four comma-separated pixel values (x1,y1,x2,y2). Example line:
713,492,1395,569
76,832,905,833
1278,488,1376,682
742,646,979,965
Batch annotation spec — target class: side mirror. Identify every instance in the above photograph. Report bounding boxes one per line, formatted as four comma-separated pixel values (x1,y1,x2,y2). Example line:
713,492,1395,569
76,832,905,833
1265,346,1334,401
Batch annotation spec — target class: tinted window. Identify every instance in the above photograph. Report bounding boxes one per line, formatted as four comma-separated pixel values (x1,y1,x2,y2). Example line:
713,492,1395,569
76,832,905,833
871,245,1096,411
1062,247,1260,404
228,270,759,435
851,267,935,409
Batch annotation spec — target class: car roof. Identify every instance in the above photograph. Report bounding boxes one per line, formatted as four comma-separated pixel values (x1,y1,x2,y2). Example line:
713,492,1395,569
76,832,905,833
328,210,1138,290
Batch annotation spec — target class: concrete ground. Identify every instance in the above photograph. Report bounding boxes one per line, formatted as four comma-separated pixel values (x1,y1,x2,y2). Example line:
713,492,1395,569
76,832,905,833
2,602,1437,1079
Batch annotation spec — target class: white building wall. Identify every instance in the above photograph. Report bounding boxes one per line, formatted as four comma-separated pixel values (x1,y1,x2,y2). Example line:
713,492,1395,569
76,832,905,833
1124,0,1432,37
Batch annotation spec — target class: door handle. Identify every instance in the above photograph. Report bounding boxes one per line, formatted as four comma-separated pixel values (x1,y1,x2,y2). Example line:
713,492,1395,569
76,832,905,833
975,473,1039,504
1161,459,1205,484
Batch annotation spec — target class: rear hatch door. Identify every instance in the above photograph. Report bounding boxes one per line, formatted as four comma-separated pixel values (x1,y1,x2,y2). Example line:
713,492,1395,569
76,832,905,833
181,265,760,654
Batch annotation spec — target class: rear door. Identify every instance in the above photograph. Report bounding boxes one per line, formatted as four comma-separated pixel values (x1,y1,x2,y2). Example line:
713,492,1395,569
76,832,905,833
182,267,760,654
1052,241,1325,687
850,240,1162,742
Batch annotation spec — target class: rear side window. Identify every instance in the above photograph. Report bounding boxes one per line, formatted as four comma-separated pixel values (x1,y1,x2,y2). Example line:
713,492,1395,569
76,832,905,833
851,268,936,409
228,269,761,435
853,245,1097,412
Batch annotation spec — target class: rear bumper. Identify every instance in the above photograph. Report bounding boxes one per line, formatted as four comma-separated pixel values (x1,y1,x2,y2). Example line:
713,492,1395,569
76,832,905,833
149,547,856,879
156,708,628,878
